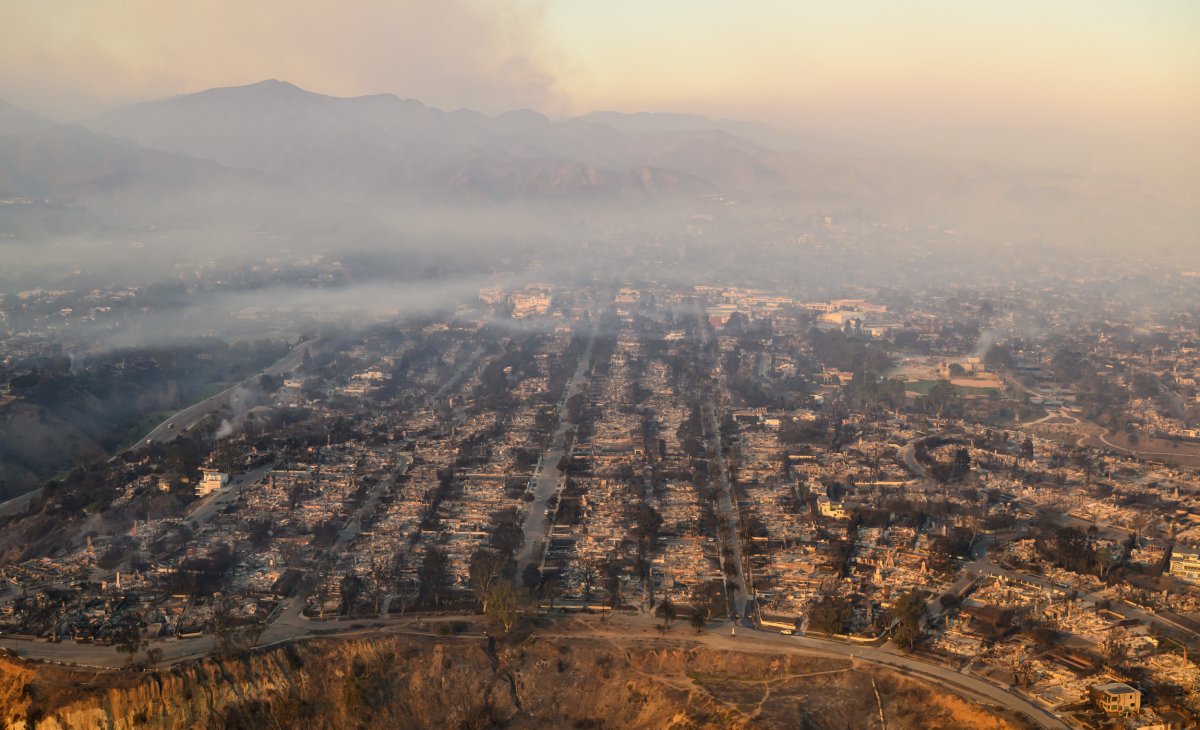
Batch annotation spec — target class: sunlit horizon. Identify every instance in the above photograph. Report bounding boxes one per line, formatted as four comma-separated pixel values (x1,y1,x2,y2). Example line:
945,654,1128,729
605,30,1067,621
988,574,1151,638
2,0,1196,184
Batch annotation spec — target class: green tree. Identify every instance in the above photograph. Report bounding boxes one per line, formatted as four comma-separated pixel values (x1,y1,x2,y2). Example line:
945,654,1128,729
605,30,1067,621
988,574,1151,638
656,597,677,631
111,613,145,667
544,574,562,610
691,579,728,620
577,559,600,602
489,516,524,556
634,504,663,542
926,380,955,417
807,595,852,635
983,344,1014,371
521,563,542,595
892,591,927,652
485,582,519,632
1072,451,1096,488
469,550,509,613
952,447,972,481
603,559,624,610
210,595,242,653
339,571,366,615
418,547,452,607
565,393,586,424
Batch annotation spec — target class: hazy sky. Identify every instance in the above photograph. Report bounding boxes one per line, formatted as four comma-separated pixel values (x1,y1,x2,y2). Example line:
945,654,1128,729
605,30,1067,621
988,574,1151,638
564,1,1197,126
2,0,1197,174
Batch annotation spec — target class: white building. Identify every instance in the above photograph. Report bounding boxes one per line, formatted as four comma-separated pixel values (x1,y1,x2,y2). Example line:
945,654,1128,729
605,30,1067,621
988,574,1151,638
1169,544,1200,582
1090,681,1140,715
817,495,848,520
197,469,229,497
512,292,551,318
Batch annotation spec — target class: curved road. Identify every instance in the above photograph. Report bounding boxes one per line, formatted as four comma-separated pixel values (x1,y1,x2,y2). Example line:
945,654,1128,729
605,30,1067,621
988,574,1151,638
0,341,321,520
733,628,1067,729
129,337,321,451
900,440,928,480
0,611,1067,728
0,487,42,519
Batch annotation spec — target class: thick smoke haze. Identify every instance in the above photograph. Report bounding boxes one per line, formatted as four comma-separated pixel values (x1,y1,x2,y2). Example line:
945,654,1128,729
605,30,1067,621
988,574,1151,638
0,0,563,119
2,1,1196,187
0,2,1195,322
3,7,1200,717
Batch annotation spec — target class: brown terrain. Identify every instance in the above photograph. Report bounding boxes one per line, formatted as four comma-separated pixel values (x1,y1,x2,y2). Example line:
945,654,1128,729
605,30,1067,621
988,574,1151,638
1080,430,1200,470
1019,408,1200,470
0,621,1032,730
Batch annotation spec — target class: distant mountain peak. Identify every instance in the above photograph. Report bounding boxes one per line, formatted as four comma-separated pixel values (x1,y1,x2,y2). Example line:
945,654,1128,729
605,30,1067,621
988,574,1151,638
344,92,430,112
0,97,53,135
191,79,316,101
497,108,549,123
238,79,302,92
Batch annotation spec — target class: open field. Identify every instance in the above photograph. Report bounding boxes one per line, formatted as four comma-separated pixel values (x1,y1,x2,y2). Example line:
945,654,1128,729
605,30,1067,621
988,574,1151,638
1082,429,1200,469
0,615,1040,730
1023,411,1200,469
904,378,1000,396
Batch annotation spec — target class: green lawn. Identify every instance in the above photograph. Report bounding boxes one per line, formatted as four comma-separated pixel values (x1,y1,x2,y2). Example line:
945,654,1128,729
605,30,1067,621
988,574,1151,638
118,411,174,450
903,379,999,396
187,381,235,402
115,381,234,450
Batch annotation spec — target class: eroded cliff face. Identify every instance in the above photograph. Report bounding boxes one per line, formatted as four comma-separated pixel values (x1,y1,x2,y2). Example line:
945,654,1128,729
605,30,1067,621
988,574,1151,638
1,633,1029,729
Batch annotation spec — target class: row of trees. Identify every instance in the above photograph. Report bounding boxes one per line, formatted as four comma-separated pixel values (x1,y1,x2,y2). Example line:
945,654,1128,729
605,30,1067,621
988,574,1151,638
1032,522,1130,579
806,590,928,651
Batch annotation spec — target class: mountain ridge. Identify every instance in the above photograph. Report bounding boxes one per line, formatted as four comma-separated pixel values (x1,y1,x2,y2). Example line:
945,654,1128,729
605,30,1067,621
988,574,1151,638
0,81,1190,251
84,80,780,199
